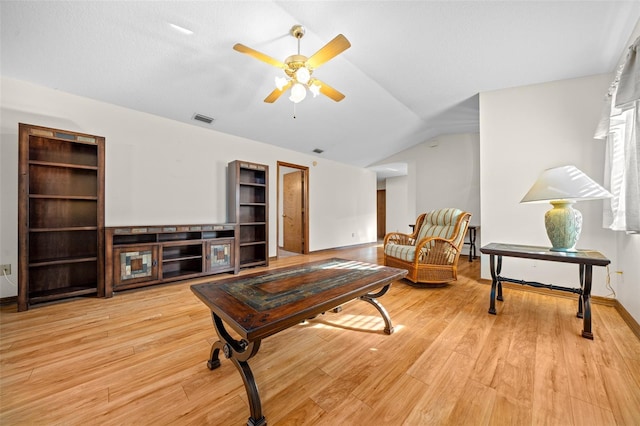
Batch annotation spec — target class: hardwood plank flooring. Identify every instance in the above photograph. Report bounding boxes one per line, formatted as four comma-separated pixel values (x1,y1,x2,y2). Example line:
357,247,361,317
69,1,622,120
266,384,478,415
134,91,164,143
2,244,639,425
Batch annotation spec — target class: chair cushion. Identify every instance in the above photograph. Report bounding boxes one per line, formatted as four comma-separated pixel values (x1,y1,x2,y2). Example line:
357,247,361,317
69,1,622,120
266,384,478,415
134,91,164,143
384,243,416,262
416,208,463,242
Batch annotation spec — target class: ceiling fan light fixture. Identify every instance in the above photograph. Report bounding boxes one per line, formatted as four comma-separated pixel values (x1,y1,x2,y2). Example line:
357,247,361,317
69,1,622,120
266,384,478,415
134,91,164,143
295,66,311,85
233,24,350,104
289,83,307,103
309,83,321,97
275,76,288,91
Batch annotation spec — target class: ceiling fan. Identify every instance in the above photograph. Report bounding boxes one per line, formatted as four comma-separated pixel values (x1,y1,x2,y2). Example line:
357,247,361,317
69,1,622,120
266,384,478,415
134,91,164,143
233,25,351,104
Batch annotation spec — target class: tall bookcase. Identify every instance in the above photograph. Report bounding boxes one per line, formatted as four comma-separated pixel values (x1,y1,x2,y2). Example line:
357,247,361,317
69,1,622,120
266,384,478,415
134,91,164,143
18,124,105,311
227,160,269,268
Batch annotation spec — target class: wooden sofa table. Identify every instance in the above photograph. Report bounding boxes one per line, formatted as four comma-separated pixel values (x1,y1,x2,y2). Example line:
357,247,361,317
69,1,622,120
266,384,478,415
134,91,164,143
480,243,610,339
191,258,407,426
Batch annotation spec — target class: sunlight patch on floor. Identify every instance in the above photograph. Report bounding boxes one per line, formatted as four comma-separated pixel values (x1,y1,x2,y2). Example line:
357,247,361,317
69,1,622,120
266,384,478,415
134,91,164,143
307,313,405,333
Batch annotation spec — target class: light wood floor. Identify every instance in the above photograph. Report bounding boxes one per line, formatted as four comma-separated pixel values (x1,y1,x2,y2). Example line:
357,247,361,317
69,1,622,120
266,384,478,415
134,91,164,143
2,244,639,425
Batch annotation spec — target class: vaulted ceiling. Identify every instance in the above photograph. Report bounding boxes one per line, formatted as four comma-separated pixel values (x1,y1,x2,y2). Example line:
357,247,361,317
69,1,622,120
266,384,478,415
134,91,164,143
2,1,638,170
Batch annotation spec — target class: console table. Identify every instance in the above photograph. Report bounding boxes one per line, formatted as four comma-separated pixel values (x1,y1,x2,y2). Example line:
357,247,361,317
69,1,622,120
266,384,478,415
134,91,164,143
464,225,479,262
480,242,610,339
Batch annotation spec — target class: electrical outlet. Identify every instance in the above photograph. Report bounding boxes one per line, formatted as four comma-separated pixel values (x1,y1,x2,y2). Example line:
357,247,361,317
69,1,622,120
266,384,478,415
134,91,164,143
1,264,10,275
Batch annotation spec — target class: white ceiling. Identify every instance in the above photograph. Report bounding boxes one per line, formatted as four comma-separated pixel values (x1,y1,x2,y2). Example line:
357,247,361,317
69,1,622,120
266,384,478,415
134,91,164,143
2,1,639,169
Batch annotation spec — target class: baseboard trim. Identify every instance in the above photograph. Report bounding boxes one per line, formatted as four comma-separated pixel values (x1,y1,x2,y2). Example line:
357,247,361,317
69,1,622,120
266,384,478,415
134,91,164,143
273,242,380,260
0,295,17,306
312,241,382,253
614,299,640,340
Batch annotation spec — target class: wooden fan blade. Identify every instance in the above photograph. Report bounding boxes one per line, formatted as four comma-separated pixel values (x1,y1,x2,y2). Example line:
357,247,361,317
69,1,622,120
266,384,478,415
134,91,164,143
233,43,286,69
264,81,292,103
306,34,351,69
313,79,346,102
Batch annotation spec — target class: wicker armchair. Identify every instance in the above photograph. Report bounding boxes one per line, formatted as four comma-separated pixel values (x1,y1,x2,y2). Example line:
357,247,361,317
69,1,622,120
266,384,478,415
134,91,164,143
383,208,471,285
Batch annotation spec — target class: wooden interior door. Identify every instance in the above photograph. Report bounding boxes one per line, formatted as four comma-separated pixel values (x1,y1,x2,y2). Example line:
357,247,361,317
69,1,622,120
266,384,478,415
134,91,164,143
283,171,304,253
377,189,386,239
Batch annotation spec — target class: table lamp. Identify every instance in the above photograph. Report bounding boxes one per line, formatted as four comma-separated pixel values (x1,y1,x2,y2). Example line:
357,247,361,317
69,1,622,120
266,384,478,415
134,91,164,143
520,165,612,252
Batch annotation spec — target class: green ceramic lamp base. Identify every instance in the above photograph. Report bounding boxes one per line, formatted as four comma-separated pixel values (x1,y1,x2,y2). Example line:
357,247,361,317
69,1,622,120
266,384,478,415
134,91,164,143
544,200,582,252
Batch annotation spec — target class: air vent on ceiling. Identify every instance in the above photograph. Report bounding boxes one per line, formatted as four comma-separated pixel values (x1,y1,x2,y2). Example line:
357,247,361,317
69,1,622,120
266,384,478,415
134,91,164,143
192,113,214,124
312,148,324,154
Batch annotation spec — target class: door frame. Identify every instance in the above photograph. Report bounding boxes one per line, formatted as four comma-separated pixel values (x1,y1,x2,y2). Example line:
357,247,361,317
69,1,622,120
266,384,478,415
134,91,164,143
377,189,386,240
277,161,309,256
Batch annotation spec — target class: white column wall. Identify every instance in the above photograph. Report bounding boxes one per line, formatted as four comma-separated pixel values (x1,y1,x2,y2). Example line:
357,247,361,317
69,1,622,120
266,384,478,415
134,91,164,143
479,74,618,301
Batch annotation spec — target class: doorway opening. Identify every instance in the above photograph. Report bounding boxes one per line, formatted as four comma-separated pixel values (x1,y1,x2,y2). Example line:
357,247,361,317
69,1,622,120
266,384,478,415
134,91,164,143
377,189,386,241
277,161,309,257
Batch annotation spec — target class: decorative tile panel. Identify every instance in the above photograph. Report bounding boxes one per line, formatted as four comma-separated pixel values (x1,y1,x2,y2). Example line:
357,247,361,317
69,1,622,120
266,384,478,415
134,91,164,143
120,250,153,281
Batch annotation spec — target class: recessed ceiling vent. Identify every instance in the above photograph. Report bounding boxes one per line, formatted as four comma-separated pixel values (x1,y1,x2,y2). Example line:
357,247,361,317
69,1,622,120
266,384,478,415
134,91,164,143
312,148,324,154
192,113,214,124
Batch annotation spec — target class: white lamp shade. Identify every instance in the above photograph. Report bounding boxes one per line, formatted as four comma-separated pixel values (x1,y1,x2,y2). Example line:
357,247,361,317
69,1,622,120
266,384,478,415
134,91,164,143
289,83,307,103
295,67,311,85
520,165,612,203
309,83,321,97
275,76,288,91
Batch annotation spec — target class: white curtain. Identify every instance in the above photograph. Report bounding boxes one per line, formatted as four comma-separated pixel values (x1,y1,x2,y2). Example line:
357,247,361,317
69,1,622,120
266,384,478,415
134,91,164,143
597,37,640,234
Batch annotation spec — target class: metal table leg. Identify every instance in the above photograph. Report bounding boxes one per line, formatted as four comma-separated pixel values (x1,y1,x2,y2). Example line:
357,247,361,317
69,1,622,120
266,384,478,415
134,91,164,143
581,265,594,340
468,227,477,262
207,313,266,426
488,254,503,314
359,284,394,334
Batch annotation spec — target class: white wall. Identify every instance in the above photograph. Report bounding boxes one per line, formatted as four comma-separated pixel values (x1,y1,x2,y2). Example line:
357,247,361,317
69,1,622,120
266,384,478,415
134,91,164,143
377,133,481,235
384,175,413,234
616,234,640,322
0,77,377,298
479,74,620,303
310,164,378,248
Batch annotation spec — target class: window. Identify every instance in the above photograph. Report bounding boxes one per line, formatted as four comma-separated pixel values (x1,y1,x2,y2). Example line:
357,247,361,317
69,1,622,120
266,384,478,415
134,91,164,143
597,37,640,233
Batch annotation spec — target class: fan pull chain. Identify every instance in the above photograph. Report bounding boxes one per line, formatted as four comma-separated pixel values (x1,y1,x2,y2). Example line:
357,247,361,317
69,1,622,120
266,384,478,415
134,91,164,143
293,102,297,119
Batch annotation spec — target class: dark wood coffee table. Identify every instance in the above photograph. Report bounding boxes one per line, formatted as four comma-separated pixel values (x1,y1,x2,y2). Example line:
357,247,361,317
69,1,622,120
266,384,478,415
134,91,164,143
191,258,407,425
480,243,610,339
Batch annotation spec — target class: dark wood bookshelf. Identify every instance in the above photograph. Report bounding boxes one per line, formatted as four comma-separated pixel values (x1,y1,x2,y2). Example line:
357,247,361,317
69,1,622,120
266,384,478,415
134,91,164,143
227,160,269,268
18,123,105,311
